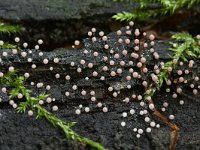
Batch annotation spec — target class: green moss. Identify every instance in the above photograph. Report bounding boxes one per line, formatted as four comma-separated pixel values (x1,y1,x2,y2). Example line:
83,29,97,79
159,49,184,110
113,0,200,21
0,22,22,35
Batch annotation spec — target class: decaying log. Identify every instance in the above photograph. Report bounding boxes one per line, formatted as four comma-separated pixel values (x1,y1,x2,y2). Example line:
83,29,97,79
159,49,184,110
0,28,200,150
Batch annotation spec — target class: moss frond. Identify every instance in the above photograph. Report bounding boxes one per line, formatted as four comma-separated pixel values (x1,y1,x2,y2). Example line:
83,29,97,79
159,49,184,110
113,0,200,21
0,22,22,35
0,43,17,49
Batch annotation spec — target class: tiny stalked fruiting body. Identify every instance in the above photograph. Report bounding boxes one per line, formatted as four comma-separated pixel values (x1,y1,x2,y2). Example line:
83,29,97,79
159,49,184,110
28,110,34,116
169,115,175,120
75,109,81,115
52,105,58,111
121,121,126,127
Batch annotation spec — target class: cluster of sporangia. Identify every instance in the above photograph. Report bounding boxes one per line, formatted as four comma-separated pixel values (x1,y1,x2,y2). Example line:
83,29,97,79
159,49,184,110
0,21,199,139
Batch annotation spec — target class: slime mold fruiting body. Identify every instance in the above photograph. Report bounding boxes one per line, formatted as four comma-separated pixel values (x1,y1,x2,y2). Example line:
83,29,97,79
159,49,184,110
0,21,199,150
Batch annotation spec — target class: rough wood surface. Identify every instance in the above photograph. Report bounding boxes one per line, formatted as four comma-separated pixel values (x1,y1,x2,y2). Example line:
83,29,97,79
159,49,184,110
0,28,200,150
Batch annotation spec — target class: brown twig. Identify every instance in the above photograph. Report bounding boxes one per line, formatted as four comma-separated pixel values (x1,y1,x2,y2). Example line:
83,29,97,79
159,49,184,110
149,100,180,150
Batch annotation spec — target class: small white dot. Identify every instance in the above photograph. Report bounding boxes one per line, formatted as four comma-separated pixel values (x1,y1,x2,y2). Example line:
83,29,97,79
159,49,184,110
169,115,175,120
90,91,95,96
81,90,86,95
38,39,43,45
75,109,81,115
136,134,140,138
0,40,4,45
92,71,98,77
99,31,104,37
65,92,70,96
46,97,52,103
92,37,97,42
43,58,48,64
88,31,92,36
39,52,43,56
13,103,17,108
80,59,85,65
122,112,127,117
149,104,155,110
28,110,33,116
24,73,30,78
31,64,36,69
65,75,70,80
72,85,77,90
103,107,108,112
85,107,90,112
74,40,80,46
146,127,151,133
91,96,96,102
102,36,107,41
39,100,44,105
15,37,20,42
161,107,166,112
12,49,18,54
113,92,117,97
0,72,4,77
17,93,23,99
97,102,102,107
54,58,59,63
88,63,93,68
121,121,126,127
156,124,160,128
150,121,156,127
49,67,54,71
104,44,109,49
179,100,184,105
23,43,28,48
27,58,32,62
163,102,168,107
52,105,58,111
46,85,51,90
77,68,82,73
144,117,150,122
8,66,14,72
9,100,14,105
138,129,143,134
21,52,27,57
91,28,96,32
1,87,7,93
129,21,134,26
55,73,60,79
2,52,8,57
117,30,122,36
35,45,39,50
100,76,105,80
130,109,135,114
30,82,35,86
70,62,75,66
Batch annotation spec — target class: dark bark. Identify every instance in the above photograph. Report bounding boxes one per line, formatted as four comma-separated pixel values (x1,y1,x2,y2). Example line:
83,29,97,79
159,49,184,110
0,27,200,150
